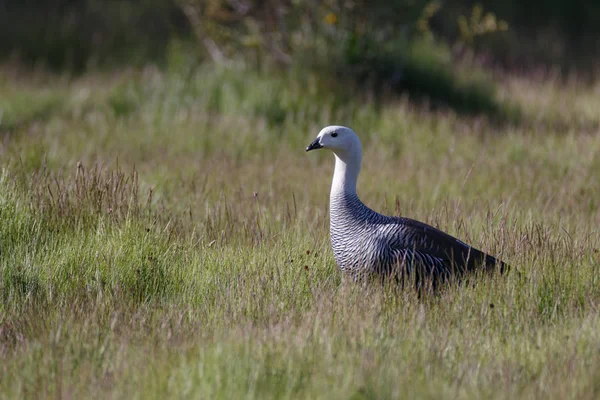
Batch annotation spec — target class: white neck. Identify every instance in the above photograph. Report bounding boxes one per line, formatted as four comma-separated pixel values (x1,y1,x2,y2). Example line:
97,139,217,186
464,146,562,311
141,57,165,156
330,146,362,199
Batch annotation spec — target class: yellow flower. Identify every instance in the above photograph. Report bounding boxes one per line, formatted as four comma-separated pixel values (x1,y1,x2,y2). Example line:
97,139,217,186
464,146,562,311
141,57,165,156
325,13,337,25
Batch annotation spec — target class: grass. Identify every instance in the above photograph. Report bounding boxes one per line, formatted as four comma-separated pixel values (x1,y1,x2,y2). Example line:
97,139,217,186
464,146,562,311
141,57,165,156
1,63,600,399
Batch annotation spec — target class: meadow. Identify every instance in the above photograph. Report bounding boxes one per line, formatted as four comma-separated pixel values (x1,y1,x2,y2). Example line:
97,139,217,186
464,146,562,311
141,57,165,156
1,63,600,399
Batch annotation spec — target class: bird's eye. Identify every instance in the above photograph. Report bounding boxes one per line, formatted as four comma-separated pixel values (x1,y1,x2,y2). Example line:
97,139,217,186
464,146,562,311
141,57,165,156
331,132,338,138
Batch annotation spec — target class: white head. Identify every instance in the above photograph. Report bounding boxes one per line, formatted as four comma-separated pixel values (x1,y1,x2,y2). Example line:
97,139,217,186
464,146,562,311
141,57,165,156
305,125,362,160
306,125,363,195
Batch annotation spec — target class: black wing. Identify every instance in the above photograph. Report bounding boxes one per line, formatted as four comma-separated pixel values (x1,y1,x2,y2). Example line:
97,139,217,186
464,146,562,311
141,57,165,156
383,217,508,275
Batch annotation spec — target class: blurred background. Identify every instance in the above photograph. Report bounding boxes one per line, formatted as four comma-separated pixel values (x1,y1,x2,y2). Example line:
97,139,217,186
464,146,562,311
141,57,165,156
2,0,600,98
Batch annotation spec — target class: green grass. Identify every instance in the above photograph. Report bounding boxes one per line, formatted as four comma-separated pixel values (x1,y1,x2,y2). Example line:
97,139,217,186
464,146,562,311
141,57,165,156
1,64,600,399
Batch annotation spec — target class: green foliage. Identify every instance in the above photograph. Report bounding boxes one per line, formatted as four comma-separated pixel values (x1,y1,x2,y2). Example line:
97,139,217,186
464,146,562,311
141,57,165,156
178,0,516,118
457,4,509,45
338,36,512,117
2,0,600,76
470,0,600,70
0,0,516,118
0,0,189,71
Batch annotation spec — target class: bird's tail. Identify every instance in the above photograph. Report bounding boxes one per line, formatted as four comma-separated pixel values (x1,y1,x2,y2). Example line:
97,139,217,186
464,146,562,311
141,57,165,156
484,254,509,274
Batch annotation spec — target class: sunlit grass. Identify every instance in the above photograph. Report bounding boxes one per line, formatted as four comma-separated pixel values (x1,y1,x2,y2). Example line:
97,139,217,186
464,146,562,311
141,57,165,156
1,65,600,399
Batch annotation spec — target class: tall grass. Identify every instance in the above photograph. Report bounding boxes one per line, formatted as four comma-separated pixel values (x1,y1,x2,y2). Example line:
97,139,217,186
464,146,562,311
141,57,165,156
1,64,600,398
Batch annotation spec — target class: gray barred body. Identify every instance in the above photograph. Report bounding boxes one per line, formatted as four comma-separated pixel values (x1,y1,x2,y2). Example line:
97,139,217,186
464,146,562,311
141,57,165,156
307,125,507,283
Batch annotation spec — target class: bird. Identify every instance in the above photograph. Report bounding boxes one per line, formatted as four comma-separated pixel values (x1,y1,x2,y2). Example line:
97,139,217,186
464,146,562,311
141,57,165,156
306,125,508,285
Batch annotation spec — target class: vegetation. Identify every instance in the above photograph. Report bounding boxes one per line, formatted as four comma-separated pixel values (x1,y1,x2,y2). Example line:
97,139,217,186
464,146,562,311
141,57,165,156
1,0,600,397
2,0,600,72
1,61,600,398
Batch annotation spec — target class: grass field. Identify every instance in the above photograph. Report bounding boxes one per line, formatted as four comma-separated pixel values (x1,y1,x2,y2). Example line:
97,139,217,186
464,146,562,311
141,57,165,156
1,63,600,399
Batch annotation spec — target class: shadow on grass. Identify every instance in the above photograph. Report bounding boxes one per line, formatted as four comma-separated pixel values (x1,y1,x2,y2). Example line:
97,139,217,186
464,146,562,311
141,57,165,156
332,36,522,126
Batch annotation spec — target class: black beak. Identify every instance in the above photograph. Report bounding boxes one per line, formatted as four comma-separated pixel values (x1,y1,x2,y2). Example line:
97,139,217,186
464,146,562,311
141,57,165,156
306,138,322,152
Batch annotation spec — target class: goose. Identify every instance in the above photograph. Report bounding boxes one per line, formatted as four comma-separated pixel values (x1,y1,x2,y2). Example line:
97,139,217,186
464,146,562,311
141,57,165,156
306,125,507,283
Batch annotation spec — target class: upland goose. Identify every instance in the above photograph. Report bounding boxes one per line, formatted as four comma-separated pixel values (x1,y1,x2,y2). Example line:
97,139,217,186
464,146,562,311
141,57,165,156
306,125,507,283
